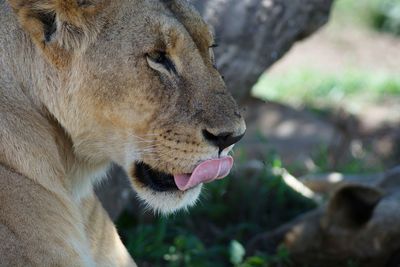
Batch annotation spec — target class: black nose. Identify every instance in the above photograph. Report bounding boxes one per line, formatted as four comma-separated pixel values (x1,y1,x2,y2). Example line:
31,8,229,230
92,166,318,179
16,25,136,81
202,130,245,153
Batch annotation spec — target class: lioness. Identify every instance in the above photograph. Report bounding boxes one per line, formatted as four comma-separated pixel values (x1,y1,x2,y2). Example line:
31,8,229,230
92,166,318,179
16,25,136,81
0,0,246,266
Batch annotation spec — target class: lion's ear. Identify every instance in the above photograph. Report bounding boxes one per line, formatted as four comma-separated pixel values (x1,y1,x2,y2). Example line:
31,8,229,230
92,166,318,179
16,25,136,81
323,184,384,229
8,0,106,67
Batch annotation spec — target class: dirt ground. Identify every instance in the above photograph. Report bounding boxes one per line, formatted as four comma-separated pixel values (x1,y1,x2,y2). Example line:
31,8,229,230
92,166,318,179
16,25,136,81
270,25,400,76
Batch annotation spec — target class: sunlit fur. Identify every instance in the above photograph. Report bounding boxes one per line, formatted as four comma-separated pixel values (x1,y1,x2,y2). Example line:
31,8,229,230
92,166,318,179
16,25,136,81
0,0,245,265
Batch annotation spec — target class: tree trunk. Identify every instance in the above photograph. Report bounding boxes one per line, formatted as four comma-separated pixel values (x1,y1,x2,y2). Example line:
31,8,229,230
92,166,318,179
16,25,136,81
193,0,334,101
97,0,335,220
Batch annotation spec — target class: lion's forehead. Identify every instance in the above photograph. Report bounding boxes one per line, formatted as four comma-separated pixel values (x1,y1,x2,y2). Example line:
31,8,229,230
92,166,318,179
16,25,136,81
114,0,213,51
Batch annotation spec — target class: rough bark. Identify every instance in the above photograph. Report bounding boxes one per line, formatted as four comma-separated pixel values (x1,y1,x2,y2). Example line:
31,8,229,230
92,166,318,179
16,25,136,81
193,0,335,101
97,0,335,220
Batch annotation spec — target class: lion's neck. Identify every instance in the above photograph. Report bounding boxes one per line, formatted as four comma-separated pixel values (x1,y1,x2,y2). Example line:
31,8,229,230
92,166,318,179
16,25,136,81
0,2,109,201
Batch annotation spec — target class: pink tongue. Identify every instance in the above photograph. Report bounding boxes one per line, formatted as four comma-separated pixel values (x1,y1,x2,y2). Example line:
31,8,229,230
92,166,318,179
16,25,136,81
173,156,234,191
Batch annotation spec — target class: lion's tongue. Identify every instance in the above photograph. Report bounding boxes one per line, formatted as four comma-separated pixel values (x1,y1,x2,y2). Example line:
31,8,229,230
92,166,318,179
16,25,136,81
173,156,234,191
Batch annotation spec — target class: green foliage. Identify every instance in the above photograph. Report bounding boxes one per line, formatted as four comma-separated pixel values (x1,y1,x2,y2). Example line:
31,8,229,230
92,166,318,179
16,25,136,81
370,0,400,35
117,156,316,267
237,245,291,267
334,0,400,35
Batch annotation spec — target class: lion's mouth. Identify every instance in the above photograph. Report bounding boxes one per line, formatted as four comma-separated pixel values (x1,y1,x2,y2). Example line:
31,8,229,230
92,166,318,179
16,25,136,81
134,156,234,192
135,162,178,192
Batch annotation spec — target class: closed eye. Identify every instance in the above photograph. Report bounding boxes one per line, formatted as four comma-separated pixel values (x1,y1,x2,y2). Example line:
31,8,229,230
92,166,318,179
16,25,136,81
146,51,176,74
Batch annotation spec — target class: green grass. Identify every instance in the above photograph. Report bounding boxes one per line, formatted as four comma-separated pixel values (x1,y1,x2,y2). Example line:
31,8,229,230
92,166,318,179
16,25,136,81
252,69,400,112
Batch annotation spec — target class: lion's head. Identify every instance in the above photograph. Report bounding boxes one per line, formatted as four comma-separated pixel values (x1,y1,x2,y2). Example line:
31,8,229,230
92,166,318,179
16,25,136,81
10,0,245,213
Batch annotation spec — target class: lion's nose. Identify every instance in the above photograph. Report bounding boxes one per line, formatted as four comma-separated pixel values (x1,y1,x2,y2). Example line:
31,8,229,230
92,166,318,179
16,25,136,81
202,129,245,153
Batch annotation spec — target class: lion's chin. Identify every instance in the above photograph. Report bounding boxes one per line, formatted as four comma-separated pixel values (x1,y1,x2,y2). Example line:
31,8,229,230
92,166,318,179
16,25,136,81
132,182,202,214
128,162,202,214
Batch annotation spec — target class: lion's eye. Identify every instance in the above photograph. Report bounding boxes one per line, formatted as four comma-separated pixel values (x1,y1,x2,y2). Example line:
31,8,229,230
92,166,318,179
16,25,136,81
146,51,176,74
147,51,166,64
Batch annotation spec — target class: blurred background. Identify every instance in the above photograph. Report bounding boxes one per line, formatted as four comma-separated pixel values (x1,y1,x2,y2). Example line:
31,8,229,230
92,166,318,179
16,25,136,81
97,0,400,266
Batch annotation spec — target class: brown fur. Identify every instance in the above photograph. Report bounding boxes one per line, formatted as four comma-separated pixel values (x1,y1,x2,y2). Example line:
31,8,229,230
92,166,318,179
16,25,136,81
0,0,245,265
